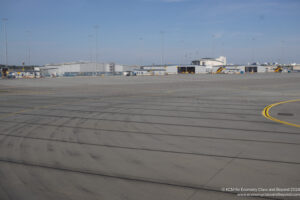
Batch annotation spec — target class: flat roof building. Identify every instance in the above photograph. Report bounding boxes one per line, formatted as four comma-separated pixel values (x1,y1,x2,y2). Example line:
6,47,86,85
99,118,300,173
43,62,134,77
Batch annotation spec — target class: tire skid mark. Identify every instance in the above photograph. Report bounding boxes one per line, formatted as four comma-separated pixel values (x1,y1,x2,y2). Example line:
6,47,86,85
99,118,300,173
1,134,300,165
0,113,294,135
0,157,288,200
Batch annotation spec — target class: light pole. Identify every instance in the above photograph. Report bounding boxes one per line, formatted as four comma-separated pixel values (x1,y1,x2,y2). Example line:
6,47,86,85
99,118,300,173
251,37,256,64
94,25,99,76
88,34,93,63
26,30,31,65
281,40,285,65
139,37,143,65
2,18,8,68
160,31,165,66
179,39,184,65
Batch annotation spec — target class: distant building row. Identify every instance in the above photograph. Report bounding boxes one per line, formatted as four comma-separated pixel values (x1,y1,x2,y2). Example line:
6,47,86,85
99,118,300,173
1,56,298,78
131,56,292,76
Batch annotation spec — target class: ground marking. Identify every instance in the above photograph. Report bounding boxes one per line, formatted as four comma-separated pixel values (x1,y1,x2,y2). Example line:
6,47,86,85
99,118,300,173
262,99,300,128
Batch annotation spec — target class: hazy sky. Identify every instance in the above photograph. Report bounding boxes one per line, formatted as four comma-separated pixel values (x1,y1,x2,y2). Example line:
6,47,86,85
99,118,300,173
1,0,300,65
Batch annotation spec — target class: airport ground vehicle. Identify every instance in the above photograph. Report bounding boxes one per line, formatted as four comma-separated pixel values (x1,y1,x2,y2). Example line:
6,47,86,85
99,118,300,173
216,66,225,73
1,68,8,78
7,72,16,78
274,66,283,72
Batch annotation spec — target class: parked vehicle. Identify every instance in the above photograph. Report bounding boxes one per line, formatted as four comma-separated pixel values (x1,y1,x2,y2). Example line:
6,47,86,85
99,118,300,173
7,72,16,78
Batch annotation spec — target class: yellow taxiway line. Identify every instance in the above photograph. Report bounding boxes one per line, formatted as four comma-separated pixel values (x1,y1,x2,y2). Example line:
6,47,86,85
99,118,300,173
262,99,300,128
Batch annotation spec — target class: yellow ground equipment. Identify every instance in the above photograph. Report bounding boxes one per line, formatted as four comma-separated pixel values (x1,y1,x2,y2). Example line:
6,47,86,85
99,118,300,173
216,66,225,74
274,66,283,72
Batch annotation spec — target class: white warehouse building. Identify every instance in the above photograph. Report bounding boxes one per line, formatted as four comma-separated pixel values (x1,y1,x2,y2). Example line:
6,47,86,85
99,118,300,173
43,62,134,77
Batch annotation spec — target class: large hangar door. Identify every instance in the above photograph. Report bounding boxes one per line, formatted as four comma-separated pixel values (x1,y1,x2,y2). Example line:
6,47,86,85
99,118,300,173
187,67,195,73
178,67,186,73
245,67,257,73
178,67,195,74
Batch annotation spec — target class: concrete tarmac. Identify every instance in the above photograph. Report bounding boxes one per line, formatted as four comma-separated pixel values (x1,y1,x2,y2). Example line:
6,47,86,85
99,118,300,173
0,73,300,200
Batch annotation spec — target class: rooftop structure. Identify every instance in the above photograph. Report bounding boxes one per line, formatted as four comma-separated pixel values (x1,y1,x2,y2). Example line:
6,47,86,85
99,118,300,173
191,56,227,66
